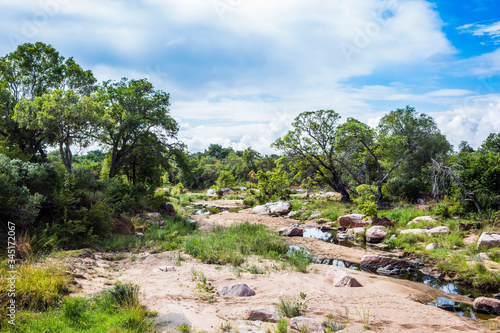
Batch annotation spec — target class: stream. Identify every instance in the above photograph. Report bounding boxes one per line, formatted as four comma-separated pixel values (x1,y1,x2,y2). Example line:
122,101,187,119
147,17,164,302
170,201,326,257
298,228,497,320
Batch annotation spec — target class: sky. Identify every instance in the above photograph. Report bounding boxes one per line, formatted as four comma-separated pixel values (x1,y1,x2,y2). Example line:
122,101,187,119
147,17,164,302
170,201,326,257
1,0,499,154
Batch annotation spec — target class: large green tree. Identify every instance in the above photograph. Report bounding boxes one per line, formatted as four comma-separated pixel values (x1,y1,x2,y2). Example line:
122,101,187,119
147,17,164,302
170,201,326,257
13,89,102,174
273,110,351,201
97,78,183,179
0,42,96,160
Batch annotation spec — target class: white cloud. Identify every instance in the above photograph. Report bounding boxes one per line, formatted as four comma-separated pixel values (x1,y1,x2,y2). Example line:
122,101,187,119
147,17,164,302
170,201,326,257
458,20,500,44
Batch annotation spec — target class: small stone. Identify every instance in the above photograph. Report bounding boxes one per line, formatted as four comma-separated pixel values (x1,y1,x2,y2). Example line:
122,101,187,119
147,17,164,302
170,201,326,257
287,211,299,218
246,309,278,323
290,316,324,333
165,202,176,218
278,227,304,237
156,266,176,272
326,267,362,287
308,213,322,220
425,243,442,251
147,212,161,219
217,283,256,297
426,226,450,236
136,232,144,237
399,228,427,235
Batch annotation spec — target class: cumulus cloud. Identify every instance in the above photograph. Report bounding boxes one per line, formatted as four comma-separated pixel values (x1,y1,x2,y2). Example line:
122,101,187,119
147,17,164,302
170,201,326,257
458,20,500,44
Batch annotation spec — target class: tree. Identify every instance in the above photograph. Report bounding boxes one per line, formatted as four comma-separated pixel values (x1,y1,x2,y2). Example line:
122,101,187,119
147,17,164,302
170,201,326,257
0,42,96,160
273,110,351,201
97,78,182,179
13,89,101,173
481,133,500,154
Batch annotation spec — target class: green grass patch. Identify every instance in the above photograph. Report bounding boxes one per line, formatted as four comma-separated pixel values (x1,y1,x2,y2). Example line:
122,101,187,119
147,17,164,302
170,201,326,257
2,283,156,332
182,222,311,271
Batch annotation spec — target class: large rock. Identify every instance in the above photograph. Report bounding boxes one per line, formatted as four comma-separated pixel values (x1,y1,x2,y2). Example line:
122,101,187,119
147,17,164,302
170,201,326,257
246,309,278,323
360,255,412,272
113,216,135,235
399,228,427,235
290,316,325,333
266,201,291,215
426,226,450,236
366,226,387,243
346,227,365,237
337,214,369,228
326,267,362,287
206,189,217,197
217,283,256,297
473,297,500,315
477,232,500,249
279,227,304,237
165,202,176,219
408,216,438,224
252,205,270,215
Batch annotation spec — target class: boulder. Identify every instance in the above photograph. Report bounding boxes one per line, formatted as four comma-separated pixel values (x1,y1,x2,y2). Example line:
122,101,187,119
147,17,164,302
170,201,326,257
217,283,256,297
337,214,369,228
360,255,412,272
165,202,176,219
246,309,278,323
252,205,270,215
266,201,291,215
326,267,362,287
371,216,395,228
113,216,135,235
206,189,217,197
346,227,365,237
147,212,161,219
290,316,325,333
408,216,438,225
279,227,304,237
426,226,450,236
425,243,442,251
399,228,427,235
366,226,387,243
473,297,500,315
477,232,500,249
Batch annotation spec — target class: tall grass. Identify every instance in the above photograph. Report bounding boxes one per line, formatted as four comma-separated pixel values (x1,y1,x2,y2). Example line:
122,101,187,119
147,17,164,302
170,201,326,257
183,223,311,271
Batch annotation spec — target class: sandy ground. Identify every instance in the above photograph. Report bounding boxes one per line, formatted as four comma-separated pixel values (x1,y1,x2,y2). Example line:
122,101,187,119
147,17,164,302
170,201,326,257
69,207,500,332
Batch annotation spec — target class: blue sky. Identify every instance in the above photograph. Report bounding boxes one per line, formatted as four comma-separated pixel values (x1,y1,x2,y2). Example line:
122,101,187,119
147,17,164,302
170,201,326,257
1,0,499,154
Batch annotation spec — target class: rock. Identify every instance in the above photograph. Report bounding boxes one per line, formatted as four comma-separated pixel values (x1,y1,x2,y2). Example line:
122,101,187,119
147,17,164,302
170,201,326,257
376,266,402,275
399,228,427,235
320,226,334,231
301,206,308,211
279,227,304,237
360,255,413,272
408,216,438,224
459,222,475,231
371,216,395,228
493,294,500,300
366,226,387,243
337,214,369,228
246,309,278,323
113,216,135,235
479,252,489,260
346,227,365,237
165,202,176,218
252,205,270,215
147,212,162,219
438,304,463,312
420,267,442,279
390,234,397,239
477,232,500,249
206,189,217,197
136,232,144,237
290,316,324,333
425,243,442,250
156,266,176,272
325,267,362,287
416,198,424,204
287,211,299,218
426,226,450,236
266,201,291,215
308,213,322,220
473,297,500,315
217,283,256,297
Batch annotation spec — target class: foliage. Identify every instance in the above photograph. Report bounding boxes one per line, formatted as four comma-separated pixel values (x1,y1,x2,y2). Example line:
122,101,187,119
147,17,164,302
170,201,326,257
255,168,291,203
353,184,378,217
276,295,307,318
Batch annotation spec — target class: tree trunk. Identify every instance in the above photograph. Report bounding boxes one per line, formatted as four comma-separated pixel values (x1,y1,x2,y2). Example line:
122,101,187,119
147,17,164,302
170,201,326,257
59,142,72,174
339,188,351,202
376,184,384,205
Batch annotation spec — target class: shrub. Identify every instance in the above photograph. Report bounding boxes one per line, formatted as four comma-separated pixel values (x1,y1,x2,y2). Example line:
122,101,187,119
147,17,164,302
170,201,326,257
353,185,378,217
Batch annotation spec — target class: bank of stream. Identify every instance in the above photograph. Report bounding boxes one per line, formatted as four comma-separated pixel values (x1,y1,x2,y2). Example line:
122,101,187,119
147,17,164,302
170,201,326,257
300,227,497,320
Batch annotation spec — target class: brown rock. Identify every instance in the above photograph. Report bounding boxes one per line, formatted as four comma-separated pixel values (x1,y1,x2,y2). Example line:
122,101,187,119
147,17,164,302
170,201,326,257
326,267,362,287
371,216,395,228
473,297,500,315
278,227,304,237
165,202,176,218
337,214,369,228
246,309,278,323
113,216,135,235
147,212,161,219
217,283,255,297
360,255,412,271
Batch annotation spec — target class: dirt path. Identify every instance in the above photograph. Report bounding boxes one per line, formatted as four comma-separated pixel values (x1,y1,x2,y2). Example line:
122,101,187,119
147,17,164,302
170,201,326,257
69,209,499,332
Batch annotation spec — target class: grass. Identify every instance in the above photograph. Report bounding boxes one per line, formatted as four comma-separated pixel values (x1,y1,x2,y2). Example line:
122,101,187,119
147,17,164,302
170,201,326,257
0,259,70,316
182,222,311,271
276,296,307,318
2,283,156,332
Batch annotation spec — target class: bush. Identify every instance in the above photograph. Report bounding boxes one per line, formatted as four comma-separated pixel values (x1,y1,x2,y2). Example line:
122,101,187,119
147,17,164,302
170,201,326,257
353,185,378,217
243,195,256,207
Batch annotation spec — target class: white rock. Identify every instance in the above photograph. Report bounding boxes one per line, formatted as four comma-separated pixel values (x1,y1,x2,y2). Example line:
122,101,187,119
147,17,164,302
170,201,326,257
477,232,500,249
399,229,427,235
426,226,450,236
252,205,270,215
